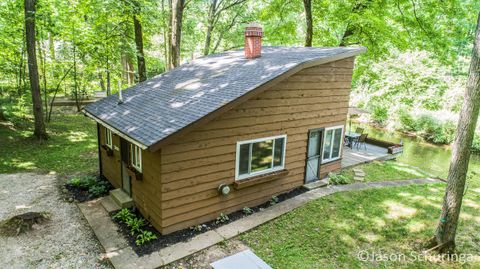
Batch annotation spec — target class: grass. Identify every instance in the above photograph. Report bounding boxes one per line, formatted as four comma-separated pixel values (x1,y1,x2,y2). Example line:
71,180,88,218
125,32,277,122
0,113,98,174
332,161,432,184
240,167,480,268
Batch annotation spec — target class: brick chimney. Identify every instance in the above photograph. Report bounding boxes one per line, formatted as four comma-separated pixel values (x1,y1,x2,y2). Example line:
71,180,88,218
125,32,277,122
244,22,262,59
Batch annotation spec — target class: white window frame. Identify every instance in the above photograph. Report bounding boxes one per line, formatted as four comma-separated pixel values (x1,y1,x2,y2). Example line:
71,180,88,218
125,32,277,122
235,134,287,181
105,128,113,149
130,144,142,172
322,125,344,163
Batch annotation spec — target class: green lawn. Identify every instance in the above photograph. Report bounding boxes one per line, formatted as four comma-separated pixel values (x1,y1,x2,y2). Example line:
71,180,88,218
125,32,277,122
240,166,480,268
0,113,98,175
331,161,432,185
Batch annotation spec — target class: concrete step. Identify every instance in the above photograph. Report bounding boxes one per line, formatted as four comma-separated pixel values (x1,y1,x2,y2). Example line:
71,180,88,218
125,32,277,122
109,188,134,208
100,196,121,213
303,178,329,190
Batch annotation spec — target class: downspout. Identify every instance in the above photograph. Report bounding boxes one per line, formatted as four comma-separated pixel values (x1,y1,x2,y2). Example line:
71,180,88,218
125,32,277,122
97,123,103,176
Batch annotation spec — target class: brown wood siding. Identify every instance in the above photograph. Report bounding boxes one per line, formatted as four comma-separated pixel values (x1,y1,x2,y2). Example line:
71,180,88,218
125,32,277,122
130,149,163,230
152,57,355,234
99,125,121,189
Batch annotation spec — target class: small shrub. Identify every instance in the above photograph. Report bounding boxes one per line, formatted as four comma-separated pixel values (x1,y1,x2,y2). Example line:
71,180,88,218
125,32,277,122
190,225,204,232
242,207,253,215
329,173,351,185
126,217,146,235
88,184,108,198
135,231,157,246
415,115,455,144
472,135,480,154
68,176,96,189
113,208,135,223
215,213,229,225
68,175,110,198
269,196,279,206
371,105,388,125
398,109,417,131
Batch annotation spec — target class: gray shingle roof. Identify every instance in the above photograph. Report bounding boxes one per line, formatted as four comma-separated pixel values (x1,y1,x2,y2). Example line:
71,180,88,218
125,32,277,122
84,46,365,148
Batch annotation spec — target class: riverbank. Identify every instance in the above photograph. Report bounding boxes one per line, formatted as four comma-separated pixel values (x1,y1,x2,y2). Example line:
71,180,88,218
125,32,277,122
350,122,480,179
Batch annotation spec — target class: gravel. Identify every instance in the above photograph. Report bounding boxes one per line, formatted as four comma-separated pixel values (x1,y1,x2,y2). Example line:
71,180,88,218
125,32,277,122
0,173,111,269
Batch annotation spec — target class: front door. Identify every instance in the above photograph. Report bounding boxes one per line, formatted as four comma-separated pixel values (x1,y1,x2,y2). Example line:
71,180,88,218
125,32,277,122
305,129,324,183
120,138,131,196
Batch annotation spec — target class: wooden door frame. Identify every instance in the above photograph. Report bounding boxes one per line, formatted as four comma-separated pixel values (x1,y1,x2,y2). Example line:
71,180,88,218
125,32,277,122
119,138,132,196
304,127,325,183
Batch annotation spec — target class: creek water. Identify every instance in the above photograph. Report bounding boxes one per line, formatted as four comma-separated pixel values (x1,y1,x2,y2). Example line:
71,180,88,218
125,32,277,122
351,123,480,179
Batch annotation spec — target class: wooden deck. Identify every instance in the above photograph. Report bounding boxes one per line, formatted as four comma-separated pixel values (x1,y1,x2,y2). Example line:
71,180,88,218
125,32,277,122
341,143,395,169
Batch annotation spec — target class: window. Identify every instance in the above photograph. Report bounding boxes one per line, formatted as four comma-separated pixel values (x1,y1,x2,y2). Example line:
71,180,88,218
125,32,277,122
105,128,113,149
130,144,142,172
322,126,344,163
236,135,287,180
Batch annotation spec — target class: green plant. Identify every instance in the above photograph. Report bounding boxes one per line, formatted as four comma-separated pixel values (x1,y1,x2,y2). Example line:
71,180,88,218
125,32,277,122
126,217,146,235
215,213,229,225
135,230,157,246
113,208,135,223
398,109,417,131
88,184,108,198
190,225,204,232
242,207,254,215
472,135,480,154
371,105,388,125
68,176,96,189
328,173,351,185
270,196,279,206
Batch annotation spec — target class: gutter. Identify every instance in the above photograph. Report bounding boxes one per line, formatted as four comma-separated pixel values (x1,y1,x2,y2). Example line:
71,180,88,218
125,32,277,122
82,109,148,150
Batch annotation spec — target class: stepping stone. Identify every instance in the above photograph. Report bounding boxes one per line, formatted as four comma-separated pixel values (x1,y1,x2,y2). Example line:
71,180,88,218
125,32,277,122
211,249,272,269
303,178,329,190
354,176,364,181
353,168,365,177
355,171,366,177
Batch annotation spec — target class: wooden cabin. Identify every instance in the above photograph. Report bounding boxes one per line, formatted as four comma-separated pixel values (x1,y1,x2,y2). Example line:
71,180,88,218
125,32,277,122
83,25,365,234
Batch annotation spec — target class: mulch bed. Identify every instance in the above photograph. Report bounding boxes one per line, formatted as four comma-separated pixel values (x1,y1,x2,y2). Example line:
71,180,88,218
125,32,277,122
111,187,308,256
64,175,113,202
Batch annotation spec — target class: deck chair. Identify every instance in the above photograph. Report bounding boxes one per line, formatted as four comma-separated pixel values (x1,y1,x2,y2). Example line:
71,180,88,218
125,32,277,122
355,127,364,134
354,133,368,150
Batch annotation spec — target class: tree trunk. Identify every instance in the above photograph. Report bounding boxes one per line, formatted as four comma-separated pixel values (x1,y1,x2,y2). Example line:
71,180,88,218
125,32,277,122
37,39,48,121
24,0,47,140
98,73,106,92
303,0,313,47
430,12,480,254
121,53,134,85
203,0,217,56
170,0,185,68
72,40,80,112
133,14,147,82
48,32,55,60
0,108,5,121
163,0,172,71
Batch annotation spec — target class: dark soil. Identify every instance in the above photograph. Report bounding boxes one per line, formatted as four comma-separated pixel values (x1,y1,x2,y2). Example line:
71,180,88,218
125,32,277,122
111,186,308,256
0,212,50,236
64,175,113,202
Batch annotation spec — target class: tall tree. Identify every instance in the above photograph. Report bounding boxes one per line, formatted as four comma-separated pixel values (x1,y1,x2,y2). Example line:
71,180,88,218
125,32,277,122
24,0,47,139
203,0,246,55
170,0,185,68
133,12,147,82
429,12,480,254
303,0,312,47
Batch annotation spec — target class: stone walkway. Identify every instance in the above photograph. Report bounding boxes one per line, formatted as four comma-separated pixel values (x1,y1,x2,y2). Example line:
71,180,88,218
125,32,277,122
79,178,442,269
353,167,365,181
